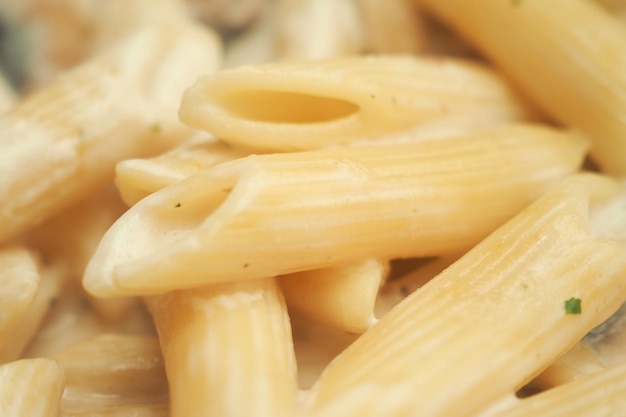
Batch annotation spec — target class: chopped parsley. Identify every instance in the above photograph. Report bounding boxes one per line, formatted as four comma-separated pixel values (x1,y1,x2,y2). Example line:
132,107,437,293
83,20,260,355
150,122,162,133
511,0,522,5
564,297,582,315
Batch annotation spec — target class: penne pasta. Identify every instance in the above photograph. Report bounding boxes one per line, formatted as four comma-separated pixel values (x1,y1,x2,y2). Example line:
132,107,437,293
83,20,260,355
145,277,297,417
0,245,40,361
0,358,65,417
0,20,221,243
84,124,586,297
116,134,247,207
418,0,626,176
180,55,537,151
0,263,64,363
303,174,626,417
280,259,388,333
487,361,626,417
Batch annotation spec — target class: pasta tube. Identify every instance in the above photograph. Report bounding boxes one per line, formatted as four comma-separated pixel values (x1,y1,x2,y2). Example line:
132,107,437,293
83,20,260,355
0,21,221,243
303,174,626,417
85,124,586,297
489,361,626,417
145,277,297,417
0,246,40,360
0,264,63,363
116,134,247,206
180,55,537,151
0,358,65,417
280,259,388,333
418,0,626,176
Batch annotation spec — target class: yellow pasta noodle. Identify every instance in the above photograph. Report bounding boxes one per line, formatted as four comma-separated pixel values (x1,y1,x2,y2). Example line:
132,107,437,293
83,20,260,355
303,174,626,417
418,0,626,176
488,361,626,417
280,259,388,333
116,134,247,207
0,21,221,243
180,55,537,151
145,277,297,417
0,358,64,417
84,123,586,297
0,264,63,363
0,246,40,361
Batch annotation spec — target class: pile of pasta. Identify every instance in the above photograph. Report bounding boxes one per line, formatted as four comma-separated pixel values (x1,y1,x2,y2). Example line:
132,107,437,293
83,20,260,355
1,0,626,416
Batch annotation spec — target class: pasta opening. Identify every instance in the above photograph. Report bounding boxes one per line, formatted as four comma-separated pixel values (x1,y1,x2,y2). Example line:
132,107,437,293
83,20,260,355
216,90,360,124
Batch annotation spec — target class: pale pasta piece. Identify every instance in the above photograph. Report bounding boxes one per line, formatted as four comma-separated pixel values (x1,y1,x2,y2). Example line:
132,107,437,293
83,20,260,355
356,0,426,54
0,358,65,417
276,0,365,59
84,124,586,297
21,187,134,323
0,21,221,243
180,55,537,151
116,134,247,206
303,174,626,417
487,362,626,417
419,0,626,176
145,277,298,417
0,264,64,363
49,334,168,411
280,259,388,333
0,246,39,359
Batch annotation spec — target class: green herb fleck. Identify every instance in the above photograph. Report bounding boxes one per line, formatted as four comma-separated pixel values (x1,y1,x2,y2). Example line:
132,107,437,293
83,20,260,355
564,297,582,315
150,122,162,134
511,0,522,5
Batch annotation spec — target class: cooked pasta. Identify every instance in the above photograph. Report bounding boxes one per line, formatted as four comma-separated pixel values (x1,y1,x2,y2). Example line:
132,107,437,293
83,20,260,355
419,0,626,176
304,174,626,417
0,2,625,417
145,278,297,417
84,124,586,296
180,55,537,151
